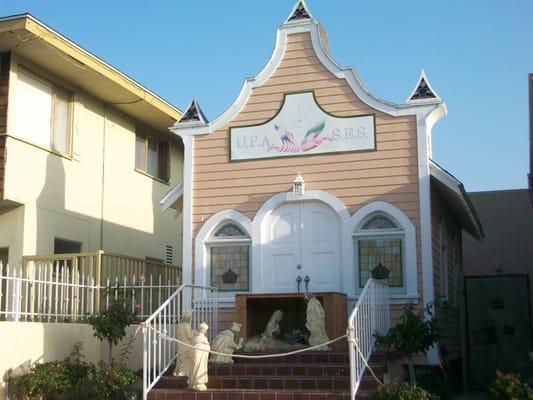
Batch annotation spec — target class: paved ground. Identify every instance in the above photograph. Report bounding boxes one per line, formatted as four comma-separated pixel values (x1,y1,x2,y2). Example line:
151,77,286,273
452,392,488,400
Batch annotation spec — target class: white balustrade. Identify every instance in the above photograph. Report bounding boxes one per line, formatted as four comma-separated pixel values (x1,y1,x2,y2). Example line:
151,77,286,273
348,278,390,400
142,284,218,400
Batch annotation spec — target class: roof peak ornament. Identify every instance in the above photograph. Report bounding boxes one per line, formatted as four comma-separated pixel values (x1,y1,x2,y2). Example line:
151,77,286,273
178,99,208,125
285,0,314,24
406,70,442,104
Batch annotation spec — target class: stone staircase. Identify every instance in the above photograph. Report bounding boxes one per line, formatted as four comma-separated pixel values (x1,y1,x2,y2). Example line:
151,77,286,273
148,350,386,400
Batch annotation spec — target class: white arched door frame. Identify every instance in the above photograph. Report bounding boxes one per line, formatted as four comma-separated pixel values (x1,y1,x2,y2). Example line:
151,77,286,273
251,190,351,294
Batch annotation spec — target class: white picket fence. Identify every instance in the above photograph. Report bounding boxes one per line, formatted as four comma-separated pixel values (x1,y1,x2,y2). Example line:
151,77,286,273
0,262,181,321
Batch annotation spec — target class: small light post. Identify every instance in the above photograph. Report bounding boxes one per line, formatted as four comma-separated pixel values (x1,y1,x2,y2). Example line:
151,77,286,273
293,173,305,195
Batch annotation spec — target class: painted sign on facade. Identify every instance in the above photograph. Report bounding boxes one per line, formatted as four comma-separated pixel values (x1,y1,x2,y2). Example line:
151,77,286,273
230,92,375,161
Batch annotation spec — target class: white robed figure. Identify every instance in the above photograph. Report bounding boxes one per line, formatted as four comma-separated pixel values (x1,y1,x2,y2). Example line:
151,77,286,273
189,322,211,391
305,293,331,351
211,322,244,364
173,309,195,377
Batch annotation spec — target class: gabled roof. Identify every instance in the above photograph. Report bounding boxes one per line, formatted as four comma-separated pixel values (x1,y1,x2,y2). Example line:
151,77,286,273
0,13,181,132
160,180,183,213
429,160,484,240
170,1,446,137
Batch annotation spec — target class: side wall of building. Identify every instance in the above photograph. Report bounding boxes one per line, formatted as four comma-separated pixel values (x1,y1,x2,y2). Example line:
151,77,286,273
431,188,463,362
0,53,10,201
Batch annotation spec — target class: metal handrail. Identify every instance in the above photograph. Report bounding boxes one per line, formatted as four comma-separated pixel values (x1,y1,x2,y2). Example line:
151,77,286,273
142,284,218,400
348,278,389,400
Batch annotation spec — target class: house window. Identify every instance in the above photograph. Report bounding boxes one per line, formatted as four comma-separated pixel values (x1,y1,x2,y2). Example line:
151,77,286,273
207,222,250,292
0,248,8,267
15,68,72,155
54,238,82,254
135,130,169,181
354,214,404,289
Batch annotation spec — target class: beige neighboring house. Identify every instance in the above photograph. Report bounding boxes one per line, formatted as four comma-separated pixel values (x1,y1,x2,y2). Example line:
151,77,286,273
0,13,184,268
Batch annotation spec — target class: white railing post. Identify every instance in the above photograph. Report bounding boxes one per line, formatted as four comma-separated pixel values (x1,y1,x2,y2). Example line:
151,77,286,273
349,278,389,400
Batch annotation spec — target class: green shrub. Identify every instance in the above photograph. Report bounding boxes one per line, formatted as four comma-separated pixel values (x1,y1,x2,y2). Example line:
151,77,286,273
374,302,439,383
18,347,92,400
87,361,137,400
375,382,440,400
489,370,533,400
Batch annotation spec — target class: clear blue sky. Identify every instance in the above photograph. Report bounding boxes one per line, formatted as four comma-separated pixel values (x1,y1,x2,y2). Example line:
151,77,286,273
2,0,532,192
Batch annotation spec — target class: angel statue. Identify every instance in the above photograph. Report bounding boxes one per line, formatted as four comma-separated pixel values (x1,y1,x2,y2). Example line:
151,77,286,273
305,293,331,351
173,309,195,377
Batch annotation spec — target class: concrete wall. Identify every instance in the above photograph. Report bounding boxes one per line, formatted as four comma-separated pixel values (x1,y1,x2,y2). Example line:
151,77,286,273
0,322,144,399
0,54,183,267
462,189,533,320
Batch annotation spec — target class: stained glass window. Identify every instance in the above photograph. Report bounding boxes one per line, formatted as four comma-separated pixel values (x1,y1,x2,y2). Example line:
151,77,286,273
358,238,402,287
214,223,246,237
210,245,249,291
361,215,398,230
355,213,404,289
410,78,436,100
288,2,311,21
209,222,250,292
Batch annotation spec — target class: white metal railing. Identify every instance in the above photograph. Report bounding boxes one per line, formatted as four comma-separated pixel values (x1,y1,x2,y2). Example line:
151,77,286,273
0,262,181,321
142,284,218,400
348,278,390,400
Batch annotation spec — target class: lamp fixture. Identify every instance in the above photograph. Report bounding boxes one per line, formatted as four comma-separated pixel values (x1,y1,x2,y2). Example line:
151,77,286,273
293,173,305,195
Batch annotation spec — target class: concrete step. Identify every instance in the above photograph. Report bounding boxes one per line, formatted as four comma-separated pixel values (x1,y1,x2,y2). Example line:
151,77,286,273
147,388,377,400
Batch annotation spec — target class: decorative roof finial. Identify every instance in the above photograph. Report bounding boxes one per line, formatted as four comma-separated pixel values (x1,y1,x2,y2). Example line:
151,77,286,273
406,70,441,103
286,0,314,24
178,99,208,124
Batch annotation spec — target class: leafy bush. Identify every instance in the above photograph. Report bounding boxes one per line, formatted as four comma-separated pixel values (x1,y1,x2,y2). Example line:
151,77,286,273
18,344,92,399
489,370,533,400
375,382,440,400
87,361,137,400
374,302,439,383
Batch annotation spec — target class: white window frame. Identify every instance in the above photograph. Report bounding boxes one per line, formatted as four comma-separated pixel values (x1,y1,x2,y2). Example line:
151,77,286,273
353,214,406,294
14,67,73,156
135,129,170,182
196,211,253,303
348,201,418,300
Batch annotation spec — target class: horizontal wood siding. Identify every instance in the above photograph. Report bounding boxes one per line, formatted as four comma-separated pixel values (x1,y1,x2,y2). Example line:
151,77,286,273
192,32,422,304
431,188,462,361
0,53,10,200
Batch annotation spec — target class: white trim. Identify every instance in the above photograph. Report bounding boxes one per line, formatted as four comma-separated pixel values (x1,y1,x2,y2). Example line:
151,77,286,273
181,136,193,286
417,107,447,365
195,210,253,299
252,190,351,294
160,180,183,213
348,201,418,298
170,20,445,137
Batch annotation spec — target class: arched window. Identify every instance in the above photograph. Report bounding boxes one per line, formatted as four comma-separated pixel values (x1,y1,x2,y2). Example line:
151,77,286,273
353,213,404,289
206,222,251,292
